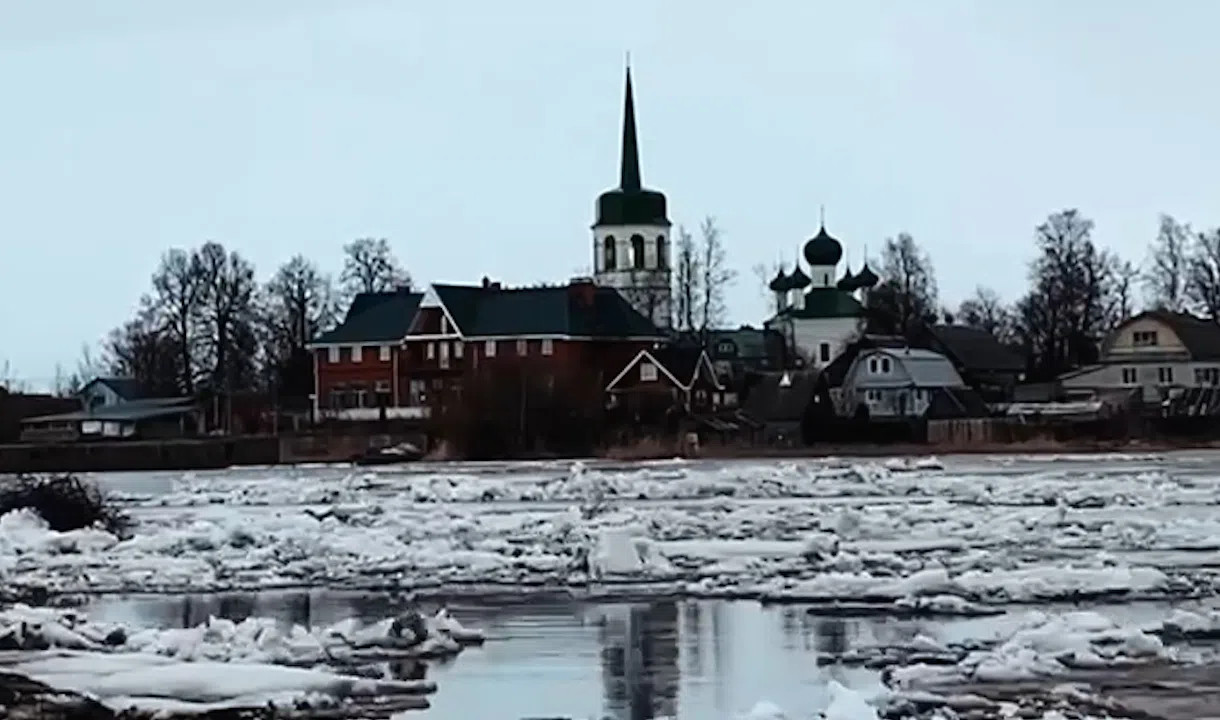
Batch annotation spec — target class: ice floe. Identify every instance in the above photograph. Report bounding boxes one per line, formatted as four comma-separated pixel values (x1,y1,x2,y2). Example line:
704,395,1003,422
4,452,1220,606
0,601,485,713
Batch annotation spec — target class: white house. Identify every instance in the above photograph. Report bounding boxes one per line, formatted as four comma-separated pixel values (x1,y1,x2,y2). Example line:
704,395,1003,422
840,347,973,419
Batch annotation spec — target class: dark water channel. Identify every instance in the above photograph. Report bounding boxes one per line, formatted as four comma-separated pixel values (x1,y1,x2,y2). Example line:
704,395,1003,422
81,590,1187,720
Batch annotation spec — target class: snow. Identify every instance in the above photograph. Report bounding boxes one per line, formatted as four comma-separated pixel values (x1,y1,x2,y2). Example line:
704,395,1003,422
4,452,1217,608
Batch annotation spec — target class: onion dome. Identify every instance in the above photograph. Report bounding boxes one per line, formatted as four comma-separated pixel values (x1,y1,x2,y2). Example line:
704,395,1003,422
803,225,844,267
854,263,880,289
768,266,791,292
836,266,857,291
594,67,670,227
788,263,811,289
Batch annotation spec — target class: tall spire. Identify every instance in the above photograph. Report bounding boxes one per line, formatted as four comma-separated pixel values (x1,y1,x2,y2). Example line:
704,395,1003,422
619,63,642,193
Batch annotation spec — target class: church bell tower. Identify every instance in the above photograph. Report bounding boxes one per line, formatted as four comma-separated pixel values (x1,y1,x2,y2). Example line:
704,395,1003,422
592,64,672,330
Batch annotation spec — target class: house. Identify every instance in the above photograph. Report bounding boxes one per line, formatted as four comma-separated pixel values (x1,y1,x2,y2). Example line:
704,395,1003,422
0,390,78,443
740,369,819,446
674,326,788,387
605,346,726,421
1059,310,1220,409
19,377,200,442
917,324,1026,402
400,277,666,414
840,347,988,420
764,224,880,369
307,287,423,421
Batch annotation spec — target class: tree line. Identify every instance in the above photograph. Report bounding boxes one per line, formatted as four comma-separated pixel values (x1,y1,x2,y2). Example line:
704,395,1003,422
807,208,1220,381
61,238,410,400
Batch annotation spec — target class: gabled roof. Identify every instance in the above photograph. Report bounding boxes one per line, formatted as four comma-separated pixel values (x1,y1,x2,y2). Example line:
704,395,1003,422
606,347,722,392
430,283,663,339
23,397,197,424
775,287,865,320
930,325,1024,373
866,348,966,387
311,289,422,346
81,377,150,402
818,335,907,388
1125,310,1220,360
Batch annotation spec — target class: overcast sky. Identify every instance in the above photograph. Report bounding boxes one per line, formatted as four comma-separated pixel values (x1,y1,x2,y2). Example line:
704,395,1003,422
2,1,1219,387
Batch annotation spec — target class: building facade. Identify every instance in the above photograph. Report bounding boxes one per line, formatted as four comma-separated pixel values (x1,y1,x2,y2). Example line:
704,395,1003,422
592,67,672,330
1060,310,1220,404
765,224,880,368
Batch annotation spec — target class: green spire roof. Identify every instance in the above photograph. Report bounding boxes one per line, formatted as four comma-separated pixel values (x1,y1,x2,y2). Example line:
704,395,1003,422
619,66,641,193
594,65,670,228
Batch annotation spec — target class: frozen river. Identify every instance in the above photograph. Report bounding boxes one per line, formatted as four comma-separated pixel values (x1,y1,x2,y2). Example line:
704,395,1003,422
5,450,1220,718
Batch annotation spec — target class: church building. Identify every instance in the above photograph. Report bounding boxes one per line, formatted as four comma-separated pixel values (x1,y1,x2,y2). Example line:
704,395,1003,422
765,223,879,367
592,67,672,330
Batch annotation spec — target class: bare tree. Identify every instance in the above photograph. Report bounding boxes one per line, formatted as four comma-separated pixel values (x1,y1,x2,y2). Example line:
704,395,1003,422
264,256,338,398
1108,258,1140,325
149,248,206,393
196,241,261,395
697,217,735,333
1012,209,1119,379
869,233,939,333
265,255,337,353
1187,228,1220,321
956,286,1013,342
1144,214,1190,311
104,311,181,396
752,261,783,315
672,225,701,332
341,238,409,298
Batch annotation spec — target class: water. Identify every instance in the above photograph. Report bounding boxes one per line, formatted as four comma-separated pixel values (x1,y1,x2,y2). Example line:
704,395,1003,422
83,590,1191,720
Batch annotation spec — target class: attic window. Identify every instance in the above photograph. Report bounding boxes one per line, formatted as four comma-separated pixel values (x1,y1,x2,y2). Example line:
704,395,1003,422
640,362,658,382
1133,331,1159,347
881,357,891,373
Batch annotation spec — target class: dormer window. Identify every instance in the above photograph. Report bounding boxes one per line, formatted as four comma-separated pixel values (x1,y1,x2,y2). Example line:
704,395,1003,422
1133,331,1159,347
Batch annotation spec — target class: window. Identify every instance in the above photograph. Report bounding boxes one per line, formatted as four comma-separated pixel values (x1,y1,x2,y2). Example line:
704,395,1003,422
328,346,340,363
374,380,392,407
440,316,449,334
819,343,831,363
439,342,450,369
517,339,528,356
868,358,878,373
485,340,497,357
454,341,464,359
603,236,617,270
408,379,427,404
823,273,829,286
866,389,879,402
379,346,391,362
351,346,363,363
1158,366,1174,384
716,341,735,356
1122,367,1138,384
881,357,891,373
541,339,554,356
656,235,668,268
640,362,659,381
426,342,435,360
1133,331,1159,347
631,234,646,269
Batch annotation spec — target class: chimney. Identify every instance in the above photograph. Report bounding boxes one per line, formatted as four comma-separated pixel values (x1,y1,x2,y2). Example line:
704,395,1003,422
481,276,491,289
568,276,596,306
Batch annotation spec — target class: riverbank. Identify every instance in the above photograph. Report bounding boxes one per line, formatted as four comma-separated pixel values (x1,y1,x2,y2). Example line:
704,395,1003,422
5,432,1220,474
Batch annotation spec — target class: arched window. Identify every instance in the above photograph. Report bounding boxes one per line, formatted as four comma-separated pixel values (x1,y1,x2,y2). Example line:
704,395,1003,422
631,234,646,269
656,235,668,269
603,235,616,270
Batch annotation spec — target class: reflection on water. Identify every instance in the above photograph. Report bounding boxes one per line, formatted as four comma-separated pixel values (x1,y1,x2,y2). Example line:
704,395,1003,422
85,591,1181,720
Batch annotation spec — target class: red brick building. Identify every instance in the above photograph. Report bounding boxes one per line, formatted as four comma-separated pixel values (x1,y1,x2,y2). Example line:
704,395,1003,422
308,278,665,422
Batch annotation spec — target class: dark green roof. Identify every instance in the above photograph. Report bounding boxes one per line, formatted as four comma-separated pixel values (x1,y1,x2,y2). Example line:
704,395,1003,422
432,283,663,338
777,288,866,320
854,263,879,288
313,290,422,345
594,67,670,227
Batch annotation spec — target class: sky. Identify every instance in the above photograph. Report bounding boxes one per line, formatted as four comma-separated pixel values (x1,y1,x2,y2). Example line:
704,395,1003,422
2,1,1220,388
